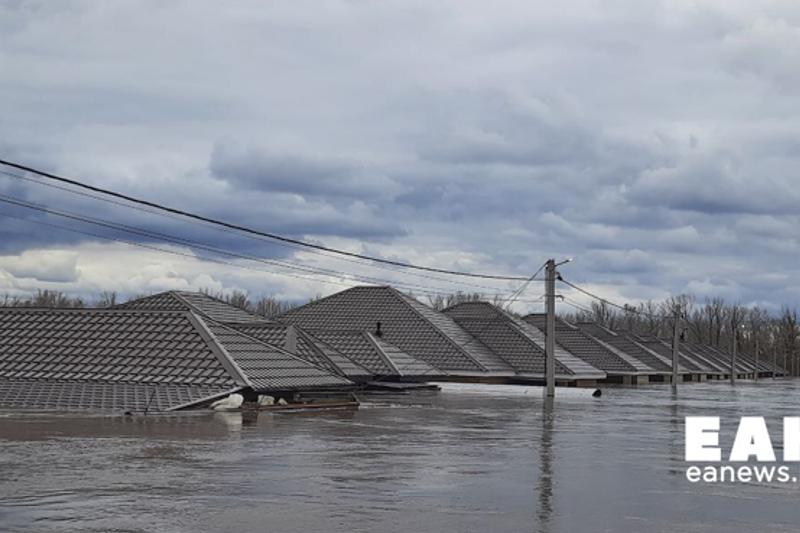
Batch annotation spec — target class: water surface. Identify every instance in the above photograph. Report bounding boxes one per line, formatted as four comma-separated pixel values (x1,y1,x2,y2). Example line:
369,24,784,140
2,381,799,532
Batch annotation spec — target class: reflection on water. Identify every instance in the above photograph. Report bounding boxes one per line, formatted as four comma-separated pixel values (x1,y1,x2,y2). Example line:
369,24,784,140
2,382,800,533
537,398,554,533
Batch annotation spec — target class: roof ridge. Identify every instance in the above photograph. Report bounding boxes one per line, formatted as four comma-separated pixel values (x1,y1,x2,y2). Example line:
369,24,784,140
172,291,263,321
387,288,489,372
0,307,193,315
296,329,374,377
364,331,402,375
200,316,342,376
187,312,253,387
277,285,381,320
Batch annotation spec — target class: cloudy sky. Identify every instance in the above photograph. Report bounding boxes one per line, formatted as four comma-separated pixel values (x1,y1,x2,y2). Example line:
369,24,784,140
1,0,799,313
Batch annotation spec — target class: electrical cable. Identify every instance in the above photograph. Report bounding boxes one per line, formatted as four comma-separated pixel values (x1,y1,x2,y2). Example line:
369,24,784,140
0,158,530,281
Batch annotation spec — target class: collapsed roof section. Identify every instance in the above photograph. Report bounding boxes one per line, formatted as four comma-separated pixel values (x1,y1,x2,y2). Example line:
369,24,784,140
442,302,605,380
279,286,514,376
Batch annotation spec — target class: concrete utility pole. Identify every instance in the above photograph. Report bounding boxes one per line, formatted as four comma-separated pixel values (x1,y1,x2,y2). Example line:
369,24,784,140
671,305,680,391
731,329,737,386
545,259,556,399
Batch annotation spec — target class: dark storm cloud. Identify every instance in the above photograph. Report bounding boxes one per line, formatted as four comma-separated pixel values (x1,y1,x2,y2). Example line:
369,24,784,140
2,1,800,307
209,142,402,200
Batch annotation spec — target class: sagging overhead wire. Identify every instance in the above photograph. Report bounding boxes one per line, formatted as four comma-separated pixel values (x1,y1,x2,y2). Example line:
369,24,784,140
557,276,676,320
0,168,524,292
0,196,543,303
0,158,530,281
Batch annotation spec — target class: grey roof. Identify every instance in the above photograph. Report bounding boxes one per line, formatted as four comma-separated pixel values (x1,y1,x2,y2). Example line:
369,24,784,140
0,308,244,411
0,379,234,412
0,308,240,386
631,333,714,373
306,329,442,378
522,313,643,374
576,323,673,372
222,321,372,380
279,286,513,375
442,302,605,379
371,334,442,377
200,320,352,391
226,322,372,379
117,291,267,323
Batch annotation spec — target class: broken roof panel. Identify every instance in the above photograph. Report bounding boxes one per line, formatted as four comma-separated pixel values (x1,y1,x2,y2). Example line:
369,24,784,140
117,291,266,323
442,302,605,379
279,286,512,375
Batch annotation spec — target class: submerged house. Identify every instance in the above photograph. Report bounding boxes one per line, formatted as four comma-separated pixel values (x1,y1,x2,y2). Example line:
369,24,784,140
279,286,515,379
574,322,678,380
223,321,375,382
442,302,605,384
300,328,443,380
576,321,786,380
118,291,374,382
522,313,661,384
0,307,352,412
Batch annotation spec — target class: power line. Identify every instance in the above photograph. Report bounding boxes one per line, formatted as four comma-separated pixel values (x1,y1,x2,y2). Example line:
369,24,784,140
558,276,675,319
0,158,529,281
0,169,524,292
0,199,543,303
0,193,509,296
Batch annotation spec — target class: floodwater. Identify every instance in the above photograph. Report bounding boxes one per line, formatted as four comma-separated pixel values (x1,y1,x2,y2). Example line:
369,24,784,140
2,381,800,533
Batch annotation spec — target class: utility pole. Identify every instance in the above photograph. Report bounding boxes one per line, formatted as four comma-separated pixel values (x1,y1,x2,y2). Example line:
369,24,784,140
671,304,680,391
730,328,737,386
545,259,556,398
754,337,759,382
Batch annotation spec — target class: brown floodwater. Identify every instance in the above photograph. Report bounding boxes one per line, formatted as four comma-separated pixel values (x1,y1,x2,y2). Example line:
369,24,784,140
2,381,800,532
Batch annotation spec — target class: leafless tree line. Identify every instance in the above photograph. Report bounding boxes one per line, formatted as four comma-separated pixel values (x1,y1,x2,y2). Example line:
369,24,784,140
5,287,800,374
198,288,302,318
0,288,302,319
560,295,800,375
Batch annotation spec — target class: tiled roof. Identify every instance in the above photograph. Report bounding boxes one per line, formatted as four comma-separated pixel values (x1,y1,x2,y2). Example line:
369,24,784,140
692,343,754,374
0,309,240,387
225,322,372,379
0,308,245,411
522,313,640,373
306,329,394,375
306,329,442,378
576,323,673,372
279,286,512,374
0,379,234,412
442,302,605,378
117,291,266,323
632,333,710,372
199,320,353,391
371,334,441,377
